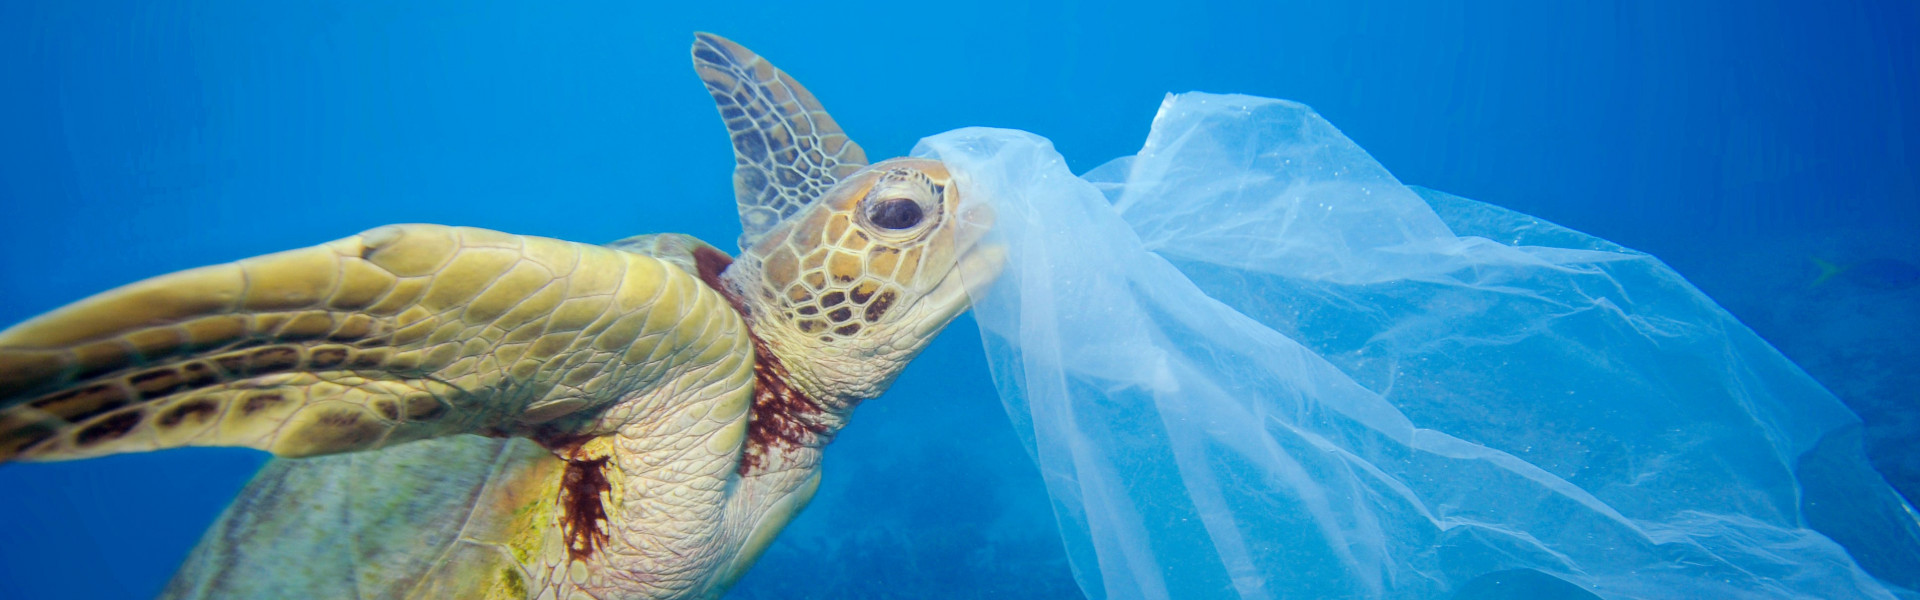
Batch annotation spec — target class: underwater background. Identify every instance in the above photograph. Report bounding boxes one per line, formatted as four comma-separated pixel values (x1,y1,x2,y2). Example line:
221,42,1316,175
0,1,1913,598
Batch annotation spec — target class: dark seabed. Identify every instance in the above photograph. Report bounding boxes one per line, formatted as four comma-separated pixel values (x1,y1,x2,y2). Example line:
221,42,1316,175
0,1,1913,598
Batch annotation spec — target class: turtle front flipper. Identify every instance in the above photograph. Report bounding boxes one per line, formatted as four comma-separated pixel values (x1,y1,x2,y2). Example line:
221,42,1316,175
0,223,749,462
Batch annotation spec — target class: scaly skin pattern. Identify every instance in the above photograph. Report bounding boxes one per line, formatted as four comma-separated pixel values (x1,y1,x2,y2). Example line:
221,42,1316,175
0,33,1003,600
0,224,751,463
0,200,995,600
0,225,763,599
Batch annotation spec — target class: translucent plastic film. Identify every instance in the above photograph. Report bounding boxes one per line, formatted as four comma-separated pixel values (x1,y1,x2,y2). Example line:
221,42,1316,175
913,93,1920,600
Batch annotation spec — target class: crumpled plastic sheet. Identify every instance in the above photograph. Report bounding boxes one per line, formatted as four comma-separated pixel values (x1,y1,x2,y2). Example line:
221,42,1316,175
912,93,1920,600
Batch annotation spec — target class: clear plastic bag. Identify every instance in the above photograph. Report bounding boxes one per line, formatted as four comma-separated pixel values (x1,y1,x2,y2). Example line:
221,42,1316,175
914,93,1920,600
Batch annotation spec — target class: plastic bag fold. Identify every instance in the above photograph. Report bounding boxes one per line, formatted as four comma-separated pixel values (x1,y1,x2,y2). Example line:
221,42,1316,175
913,93,1920,600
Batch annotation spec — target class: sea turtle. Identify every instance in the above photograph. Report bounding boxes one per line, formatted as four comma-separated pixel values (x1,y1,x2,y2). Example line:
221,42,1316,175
0,33,1002,600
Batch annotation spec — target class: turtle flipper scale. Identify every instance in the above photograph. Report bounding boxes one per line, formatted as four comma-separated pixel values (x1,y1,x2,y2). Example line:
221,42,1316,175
0,223,747,462
692,32,869,250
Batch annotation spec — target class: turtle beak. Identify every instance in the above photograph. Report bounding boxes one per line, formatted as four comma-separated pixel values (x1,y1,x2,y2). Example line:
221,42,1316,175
954,202,1004,299
913,203,1004,338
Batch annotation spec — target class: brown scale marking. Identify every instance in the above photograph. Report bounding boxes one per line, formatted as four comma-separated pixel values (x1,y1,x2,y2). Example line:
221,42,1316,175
305,408,386,449
128,368,187,399
688,246,832,476
211,352,250,375
820,291,846,307
403,394,447,421
349,350,387,369
179,362,220,388
2,419,60,454
157,398,219,428
75,410,143,447
865,291,897,323
797,320,825,333
850,282,878,304
31,384,132,423
240,392,288,417
827,307,853,323
796,306,818,316
373,399,401,421
559,455,613,561
248,346,301,372
316,409,367,429
833,323,861,336
309,347,351,369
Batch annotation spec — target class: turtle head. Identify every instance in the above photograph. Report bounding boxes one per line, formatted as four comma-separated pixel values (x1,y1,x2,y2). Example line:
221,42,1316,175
692,33,1003,413
730,159,1001,402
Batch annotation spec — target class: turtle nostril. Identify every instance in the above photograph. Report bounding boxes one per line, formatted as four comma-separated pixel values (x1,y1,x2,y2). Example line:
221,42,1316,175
868,198,924,230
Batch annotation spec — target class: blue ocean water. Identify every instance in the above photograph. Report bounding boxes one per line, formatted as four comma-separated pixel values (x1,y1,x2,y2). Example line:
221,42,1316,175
0,1,1913,599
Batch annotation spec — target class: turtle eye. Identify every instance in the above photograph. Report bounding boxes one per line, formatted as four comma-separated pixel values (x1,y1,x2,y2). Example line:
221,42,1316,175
867,197,924,230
